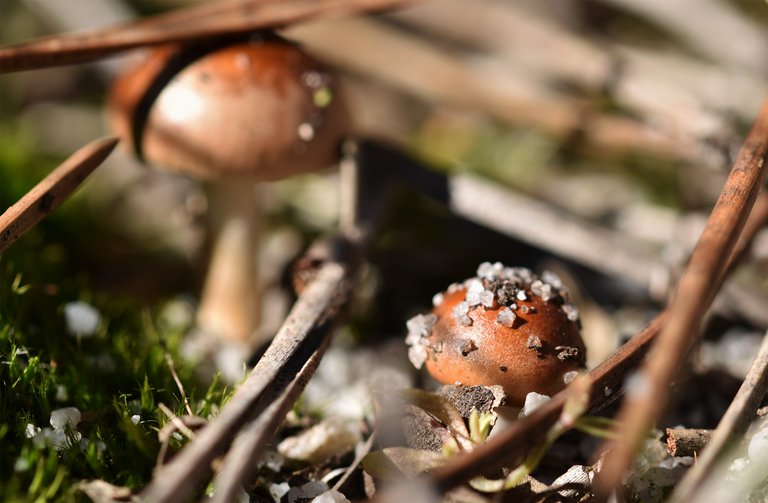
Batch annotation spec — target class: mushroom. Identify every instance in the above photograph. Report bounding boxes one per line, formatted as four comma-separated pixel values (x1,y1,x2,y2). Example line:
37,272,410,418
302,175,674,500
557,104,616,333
405,262,587,406
107,34,348,347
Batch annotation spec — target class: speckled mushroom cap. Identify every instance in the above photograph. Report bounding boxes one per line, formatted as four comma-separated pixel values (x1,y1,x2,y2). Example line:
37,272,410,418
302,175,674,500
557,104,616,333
108,37,348,180
405,263,587,406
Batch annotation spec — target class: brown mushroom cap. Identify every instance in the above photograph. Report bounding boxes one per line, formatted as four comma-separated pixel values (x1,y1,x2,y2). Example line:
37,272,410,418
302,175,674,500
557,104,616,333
405,264,587,406
108,37,348,180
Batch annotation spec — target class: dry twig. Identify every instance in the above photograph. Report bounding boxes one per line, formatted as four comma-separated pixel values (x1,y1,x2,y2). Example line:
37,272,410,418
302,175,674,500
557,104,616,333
663,428,711,457
141,258,357,503
0,136,118,253
0,0,413,73
594,99,768,496
211,337,332,503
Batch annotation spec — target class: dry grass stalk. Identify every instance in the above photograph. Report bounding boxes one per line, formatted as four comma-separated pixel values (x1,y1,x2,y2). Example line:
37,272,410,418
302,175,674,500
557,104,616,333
0,0,414,73
594,99,768,496
0,136,118,253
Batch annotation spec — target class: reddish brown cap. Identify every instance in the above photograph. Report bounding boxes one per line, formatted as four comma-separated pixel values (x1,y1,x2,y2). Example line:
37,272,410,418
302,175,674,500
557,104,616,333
405,264,586,406
108,38,348,180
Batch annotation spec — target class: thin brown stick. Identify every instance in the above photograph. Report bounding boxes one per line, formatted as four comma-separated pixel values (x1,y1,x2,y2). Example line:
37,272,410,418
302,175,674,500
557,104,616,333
140,258,354,503
663,428,711,457
0,136,118,253
670,328,768,502
594,99,768,496
425,111,768,493
0,0,413,73
210,336,331,503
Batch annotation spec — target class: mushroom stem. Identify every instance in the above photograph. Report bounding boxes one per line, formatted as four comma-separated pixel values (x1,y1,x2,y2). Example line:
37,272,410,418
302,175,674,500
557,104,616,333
197,180,261,345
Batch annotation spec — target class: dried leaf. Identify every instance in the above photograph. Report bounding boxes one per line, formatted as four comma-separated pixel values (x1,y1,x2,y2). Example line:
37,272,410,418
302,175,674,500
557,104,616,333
362,447,446,480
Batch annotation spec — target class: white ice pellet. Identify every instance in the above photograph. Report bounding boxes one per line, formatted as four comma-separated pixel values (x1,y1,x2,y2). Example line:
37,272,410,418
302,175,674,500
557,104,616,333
465,290,482,307
406,314,437,338
563,370,579,384
270,482,291,502
465,279,484,294
432,292,445,307
562,304,579,322
130,414,141,425
728,457,749,473
747,422,768,464
452,301,470,320
496,307,516,328
25,423,39,439
312,490,351,503
215,343,248,384
408,344,428,370
542,270,563,289
519,392,551,417
447,282,462,294
50,407,81,429
478,290,494,307
477,262,503,280
46,428,82,450
14,457,30,472
531,280,553,302
516,290,527,301
64,301,101,337
477,262,495,279
55,384,69,403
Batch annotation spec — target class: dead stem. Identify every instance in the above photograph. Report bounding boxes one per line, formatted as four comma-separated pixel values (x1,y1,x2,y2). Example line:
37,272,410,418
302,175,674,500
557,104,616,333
670,328,768,501
0,136,118,254
0,0,414,73
594,99,768,496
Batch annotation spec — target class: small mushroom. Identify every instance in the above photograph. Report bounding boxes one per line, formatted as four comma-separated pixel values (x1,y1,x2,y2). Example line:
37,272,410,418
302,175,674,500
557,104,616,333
107,35,348,346
405,263,587,406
